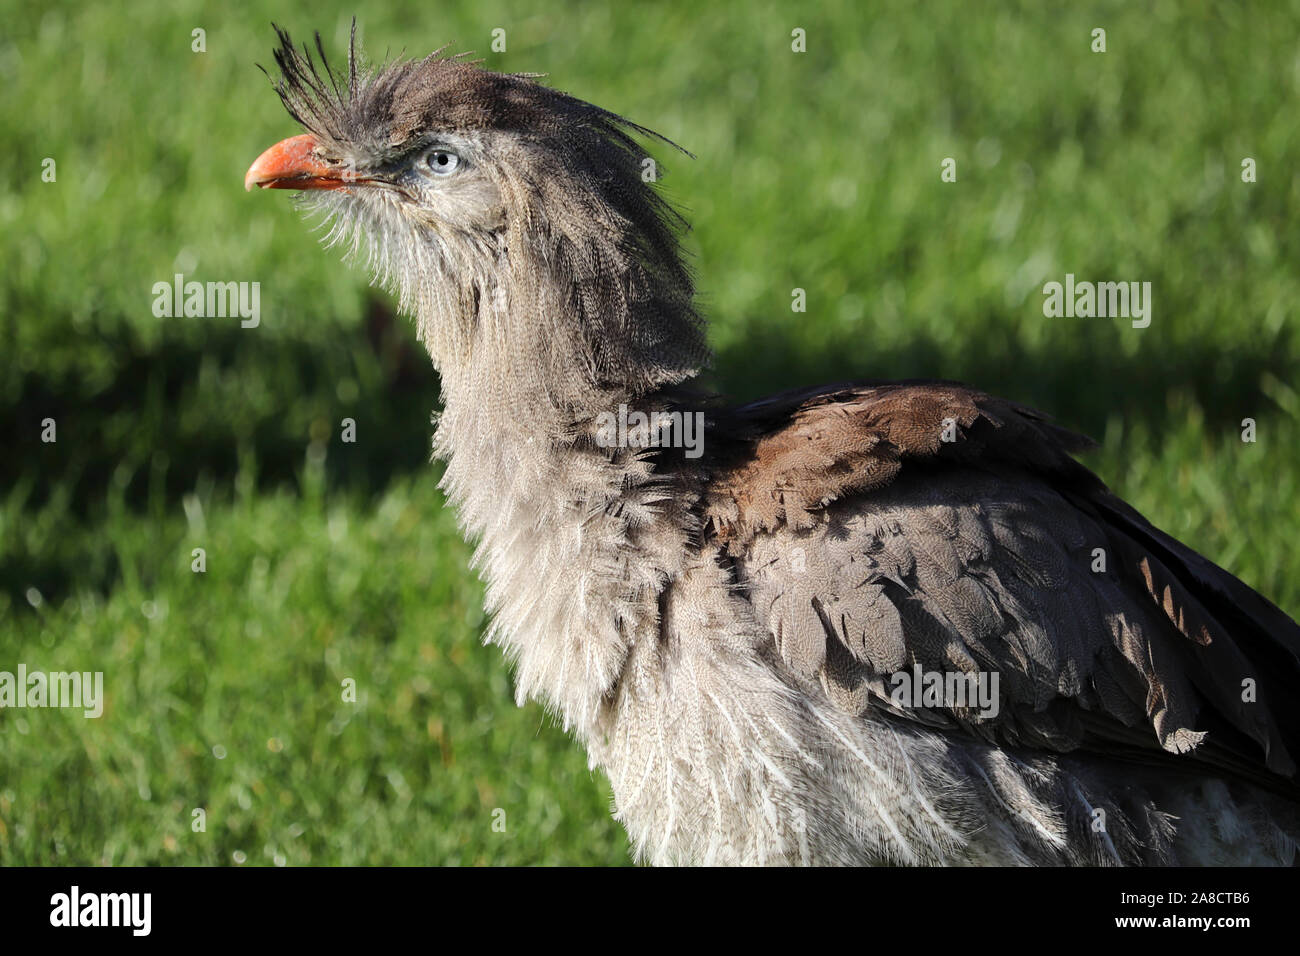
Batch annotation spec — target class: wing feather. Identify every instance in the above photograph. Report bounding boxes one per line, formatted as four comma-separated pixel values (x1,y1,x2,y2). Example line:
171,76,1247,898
701,380,1300,794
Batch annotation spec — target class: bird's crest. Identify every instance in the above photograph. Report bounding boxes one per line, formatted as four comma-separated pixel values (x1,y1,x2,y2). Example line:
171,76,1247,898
261,21,690,163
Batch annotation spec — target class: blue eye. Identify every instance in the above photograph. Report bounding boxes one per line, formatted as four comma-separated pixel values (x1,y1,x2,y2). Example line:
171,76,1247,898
426,149,460,176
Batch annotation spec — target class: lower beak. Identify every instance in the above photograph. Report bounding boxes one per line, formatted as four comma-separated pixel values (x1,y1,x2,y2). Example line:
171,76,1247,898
244,134,358,192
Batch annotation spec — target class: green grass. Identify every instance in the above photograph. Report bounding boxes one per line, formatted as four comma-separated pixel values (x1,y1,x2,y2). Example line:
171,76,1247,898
1,0,1298,864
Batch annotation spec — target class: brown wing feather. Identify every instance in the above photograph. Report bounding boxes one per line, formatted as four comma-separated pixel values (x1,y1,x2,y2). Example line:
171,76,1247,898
700,380,1300,793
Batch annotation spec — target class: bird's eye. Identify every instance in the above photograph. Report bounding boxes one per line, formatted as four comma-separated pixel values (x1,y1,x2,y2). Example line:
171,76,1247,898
425,149,461,176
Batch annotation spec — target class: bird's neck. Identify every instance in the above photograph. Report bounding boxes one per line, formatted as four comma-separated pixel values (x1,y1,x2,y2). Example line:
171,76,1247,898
424,292,708,734
399,199,712,729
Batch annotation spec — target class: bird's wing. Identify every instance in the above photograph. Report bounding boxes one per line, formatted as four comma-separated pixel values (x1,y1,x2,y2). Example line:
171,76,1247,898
701,380,1300,790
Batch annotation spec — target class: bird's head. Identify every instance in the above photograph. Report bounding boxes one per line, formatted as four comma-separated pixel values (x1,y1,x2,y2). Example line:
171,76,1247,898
246,24,708,418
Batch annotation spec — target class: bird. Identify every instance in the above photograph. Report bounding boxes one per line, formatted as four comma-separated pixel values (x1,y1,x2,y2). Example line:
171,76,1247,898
245,24,1300,865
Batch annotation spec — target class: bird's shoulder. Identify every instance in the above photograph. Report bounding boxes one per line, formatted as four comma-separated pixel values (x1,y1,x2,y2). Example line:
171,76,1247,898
700,378,1092,547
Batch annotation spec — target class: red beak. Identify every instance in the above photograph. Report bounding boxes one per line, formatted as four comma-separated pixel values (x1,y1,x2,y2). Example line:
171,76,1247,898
244,134,357,192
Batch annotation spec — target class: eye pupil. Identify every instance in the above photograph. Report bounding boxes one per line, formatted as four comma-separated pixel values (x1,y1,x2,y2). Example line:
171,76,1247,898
436,153,448,165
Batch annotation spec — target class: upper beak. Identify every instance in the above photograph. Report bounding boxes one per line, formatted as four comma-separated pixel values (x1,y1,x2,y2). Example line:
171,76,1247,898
244,134,359,192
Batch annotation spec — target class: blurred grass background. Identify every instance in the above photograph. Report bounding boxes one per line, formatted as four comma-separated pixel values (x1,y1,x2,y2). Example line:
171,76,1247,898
1,0,1298,864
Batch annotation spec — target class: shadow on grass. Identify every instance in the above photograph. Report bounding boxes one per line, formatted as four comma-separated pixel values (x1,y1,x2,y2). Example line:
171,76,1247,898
1,298,438,606
711,318,1291,443
4,299,439,513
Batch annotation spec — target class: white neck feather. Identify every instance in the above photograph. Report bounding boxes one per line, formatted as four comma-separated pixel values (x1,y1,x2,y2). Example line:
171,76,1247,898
422,276,703,735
